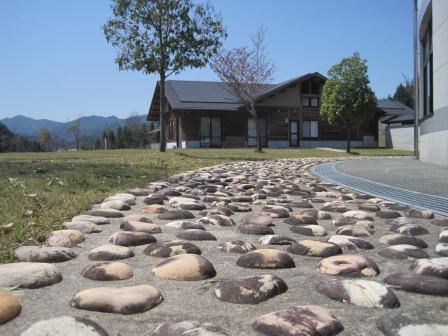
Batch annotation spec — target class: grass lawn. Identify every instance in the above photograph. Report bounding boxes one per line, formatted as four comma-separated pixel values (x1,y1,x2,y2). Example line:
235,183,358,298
0,147,411,263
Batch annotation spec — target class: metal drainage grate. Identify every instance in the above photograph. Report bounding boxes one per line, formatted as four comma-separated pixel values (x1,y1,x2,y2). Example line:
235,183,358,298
312,161,448,217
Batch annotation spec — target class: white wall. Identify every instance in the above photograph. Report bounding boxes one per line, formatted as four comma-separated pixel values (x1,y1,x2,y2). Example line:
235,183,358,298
386,125,414,150
420,129,448,165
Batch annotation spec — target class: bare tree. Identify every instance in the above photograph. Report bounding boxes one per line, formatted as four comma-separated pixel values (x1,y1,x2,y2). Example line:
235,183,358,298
211,27,276,152
67,116,82,151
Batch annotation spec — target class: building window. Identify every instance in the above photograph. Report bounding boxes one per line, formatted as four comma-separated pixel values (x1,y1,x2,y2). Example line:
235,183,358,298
302,97,319,107
422,19,433,117
200,116,222,147
302,97,310,107
303,121,319,138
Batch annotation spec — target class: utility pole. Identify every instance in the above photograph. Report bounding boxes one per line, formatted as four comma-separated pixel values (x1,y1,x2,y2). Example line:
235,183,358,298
413,0,420,159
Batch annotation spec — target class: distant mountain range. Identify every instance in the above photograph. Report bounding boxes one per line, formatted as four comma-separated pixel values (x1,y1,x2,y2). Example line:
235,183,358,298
0,114,148,142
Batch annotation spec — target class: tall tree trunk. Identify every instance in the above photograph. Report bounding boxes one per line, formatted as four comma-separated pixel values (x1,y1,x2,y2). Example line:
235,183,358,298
346,127,351,153
159,73,167,153
252,103,262,153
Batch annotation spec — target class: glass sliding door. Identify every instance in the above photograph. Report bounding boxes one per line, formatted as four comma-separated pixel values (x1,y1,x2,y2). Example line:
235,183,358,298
290,120,299,147
210,117,222,147
247,117,267,147
200,116,222,147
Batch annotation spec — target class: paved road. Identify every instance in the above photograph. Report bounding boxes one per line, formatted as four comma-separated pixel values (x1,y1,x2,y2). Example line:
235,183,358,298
337,158,448,198
312,158,448,216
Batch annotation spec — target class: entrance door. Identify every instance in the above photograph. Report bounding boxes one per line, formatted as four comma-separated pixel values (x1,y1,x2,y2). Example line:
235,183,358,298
290,120,299,146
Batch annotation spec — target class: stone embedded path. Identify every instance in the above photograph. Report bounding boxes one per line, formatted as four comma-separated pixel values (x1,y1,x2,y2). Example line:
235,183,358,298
1,158,448,335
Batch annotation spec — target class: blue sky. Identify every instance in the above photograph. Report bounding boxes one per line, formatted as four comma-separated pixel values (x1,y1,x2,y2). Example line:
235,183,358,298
0,0,414,122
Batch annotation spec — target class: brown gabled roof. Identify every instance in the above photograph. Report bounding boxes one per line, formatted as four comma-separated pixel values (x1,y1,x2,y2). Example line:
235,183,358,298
148,72,326,121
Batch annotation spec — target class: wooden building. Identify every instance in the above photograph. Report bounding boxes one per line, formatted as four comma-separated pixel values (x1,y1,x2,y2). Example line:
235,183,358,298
147,72,376,148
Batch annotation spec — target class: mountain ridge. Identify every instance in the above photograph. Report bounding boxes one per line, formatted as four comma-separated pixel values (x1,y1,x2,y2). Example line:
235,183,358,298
1,114,149,141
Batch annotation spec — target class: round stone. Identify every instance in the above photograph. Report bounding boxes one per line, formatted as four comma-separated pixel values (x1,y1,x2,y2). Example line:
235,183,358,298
342,210,374,221
432,218,448,226
144,194,165,205
175,229,216,241
254,305,344,336
321,201,349,213
120,221,161,234
127,187,149,196
200,207,234,217
436,243,448,256
105,194,136,205
236,249,295,269
158,210,195,220
144,241,201,257
142,204,168,214
376,314,448,336
241,212,273,226
327,235,374,251
100,200,131,211
125,215,152,223
375,210,401,219
405,209,433,219
15,246,76,263
284,214,317,225
152,254,216,281
262,205,290,218
316,278,400,308
384,272,448,296
335,225,373,237
81,261,133,281
153,321,228,336
217,240,257,253
87,208,124,218
318,255,380,277
411,258,448,278
20,316,109,336
71,285,163,314
72,215,109,225
259,235,296,245
331,217,356,227
378,244,429,260
287,240,341,257
109,231,156,246
45,230,85,247
168,196,197,207
290,225,327,236
64,221,101,234
239,225,274,235
0,262,62,288
197,214,235,227
0,291,21,324
391,224,428,236
88,244,134,261
379,234,427,248
165,221,205,230
228,203,252,212
215,274,288,304
179,203,206,210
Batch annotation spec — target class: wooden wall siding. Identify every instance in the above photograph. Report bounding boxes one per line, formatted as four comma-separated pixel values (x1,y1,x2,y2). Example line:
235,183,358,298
176,106,375,144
